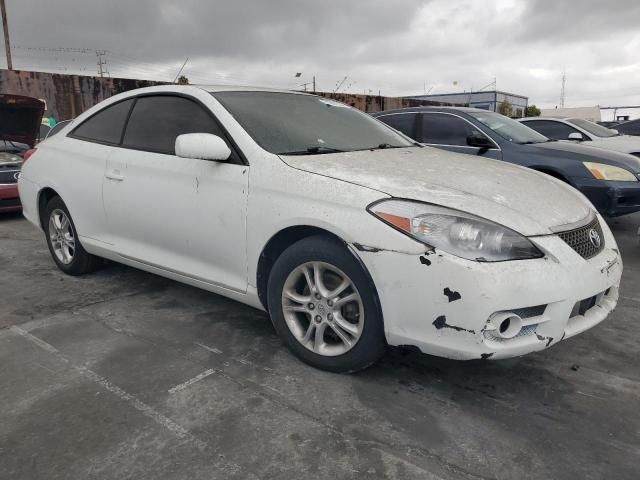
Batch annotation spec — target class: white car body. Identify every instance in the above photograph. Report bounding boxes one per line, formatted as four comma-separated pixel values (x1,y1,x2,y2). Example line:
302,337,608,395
18,85,622,362
519,117,640,157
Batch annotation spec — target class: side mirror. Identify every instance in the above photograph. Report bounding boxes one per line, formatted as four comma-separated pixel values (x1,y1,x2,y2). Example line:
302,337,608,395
175,133,231,161
467,133,494,149
567,132,584,141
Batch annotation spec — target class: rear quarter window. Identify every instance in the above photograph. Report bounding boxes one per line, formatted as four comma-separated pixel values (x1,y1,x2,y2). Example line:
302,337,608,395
70,99,134,145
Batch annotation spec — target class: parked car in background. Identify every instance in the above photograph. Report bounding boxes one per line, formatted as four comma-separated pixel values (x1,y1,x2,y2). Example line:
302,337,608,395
519,117,640,157
372,107,640,217
597,121,622,129
614,118,640,137
0,94,44,212
0,149,25,213
19,86,622,371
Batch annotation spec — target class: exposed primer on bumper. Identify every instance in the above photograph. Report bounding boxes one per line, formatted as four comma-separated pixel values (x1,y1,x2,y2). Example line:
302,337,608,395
352,224,622,361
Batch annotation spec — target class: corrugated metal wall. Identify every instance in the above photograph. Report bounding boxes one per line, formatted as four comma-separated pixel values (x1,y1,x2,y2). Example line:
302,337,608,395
0,70,162,120
0,69,460,119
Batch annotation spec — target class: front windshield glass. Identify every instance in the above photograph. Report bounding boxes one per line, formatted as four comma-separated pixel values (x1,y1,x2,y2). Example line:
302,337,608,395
468,111,549,144
568,118,618,138
212,91,414,155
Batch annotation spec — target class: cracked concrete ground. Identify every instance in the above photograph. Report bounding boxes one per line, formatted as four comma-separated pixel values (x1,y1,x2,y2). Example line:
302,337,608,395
1,212,639,480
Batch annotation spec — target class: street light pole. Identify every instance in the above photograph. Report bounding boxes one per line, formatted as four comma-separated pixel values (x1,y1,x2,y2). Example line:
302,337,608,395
0,0,12,70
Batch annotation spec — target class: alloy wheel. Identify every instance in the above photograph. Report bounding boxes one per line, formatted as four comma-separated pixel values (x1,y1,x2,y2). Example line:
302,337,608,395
281,261,364,356
48,209,76,265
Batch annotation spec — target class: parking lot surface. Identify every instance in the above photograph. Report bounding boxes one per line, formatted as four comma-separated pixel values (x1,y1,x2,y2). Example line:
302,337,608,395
1,212,639,480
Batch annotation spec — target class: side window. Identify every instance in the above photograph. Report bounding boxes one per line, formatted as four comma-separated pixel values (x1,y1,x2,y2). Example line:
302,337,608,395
378,113,417,139
122,95,232,156
420,113,476,146
523,120,580,140
71,99,134,144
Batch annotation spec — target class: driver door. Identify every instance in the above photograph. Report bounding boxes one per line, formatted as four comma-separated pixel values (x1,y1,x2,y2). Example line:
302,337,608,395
102,94,248,293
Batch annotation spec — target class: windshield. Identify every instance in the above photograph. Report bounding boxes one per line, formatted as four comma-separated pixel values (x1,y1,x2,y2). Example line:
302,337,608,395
468,111,549,144
568,118,618,138
212,91,414,155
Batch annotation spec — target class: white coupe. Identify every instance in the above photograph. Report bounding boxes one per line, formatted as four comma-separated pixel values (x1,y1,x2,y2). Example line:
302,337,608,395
18,85,622,371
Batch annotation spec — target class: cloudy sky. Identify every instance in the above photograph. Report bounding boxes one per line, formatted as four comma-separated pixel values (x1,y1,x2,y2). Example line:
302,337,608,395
3,0,640,108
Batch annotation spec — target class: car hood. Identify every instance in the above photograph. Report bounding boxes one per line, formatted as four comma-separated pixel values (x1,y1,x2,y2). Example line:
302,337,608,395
281,147,594,236
0,94,45,147
530,141,640,173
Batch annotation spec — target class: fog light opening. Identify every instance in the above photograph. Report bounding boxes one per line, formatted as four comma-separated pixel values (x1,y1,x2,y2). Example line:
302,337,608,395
489,312,523,339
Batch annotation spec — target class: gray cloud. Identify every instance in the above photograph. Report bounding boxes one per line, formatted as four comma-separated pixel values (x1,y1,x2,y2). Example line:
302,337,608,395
3,0,640,107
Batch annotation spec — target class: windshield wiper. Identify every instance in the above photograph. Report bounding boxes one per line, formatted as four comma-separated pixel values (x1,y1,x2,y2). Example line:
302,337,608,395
278,146,346,155
518,140,545,145
355,143,412,151
374,143,399,149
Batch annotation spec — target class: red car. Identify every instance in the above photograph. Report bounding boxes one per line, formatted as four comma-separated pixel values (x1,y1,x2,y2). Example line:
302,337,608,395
0,94,44,212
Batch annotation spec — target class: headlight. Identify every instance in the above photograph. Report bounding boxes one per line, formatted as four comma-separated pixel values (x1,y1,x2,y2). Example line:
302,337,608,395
583,162,638,181
368,200,543,262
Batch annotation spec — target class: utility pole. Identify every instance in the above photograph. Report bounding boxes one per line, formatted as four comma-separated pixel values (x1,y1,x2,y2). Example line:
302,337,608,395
173,57,189,83
0,0,12,70
96,50,109,78
312,75,316,94
333,76,348,94
560,71,566,108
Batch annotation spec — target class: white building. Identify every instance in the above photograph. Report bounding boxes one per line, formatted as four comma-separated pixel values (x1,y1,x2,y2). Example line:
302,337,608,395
540,106,601,122
599,106,640,122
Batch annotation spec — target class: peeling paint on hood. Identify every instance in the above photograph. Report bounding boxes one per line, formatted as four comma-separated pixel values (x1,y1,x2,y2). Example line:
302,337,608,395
281,147,594,236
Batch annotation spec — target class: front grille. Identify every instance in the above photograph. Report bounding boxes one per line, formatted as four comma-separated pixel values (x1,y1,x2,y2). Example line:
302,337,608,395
483,323,539,342
0,169,20,184
511,305,547,319
557,217,604,259
570,288,610,318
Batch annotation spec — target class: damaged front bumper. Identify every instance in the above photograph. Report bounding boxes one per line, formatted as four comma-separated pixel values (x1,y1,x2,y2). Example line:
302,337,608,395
353,217,622,360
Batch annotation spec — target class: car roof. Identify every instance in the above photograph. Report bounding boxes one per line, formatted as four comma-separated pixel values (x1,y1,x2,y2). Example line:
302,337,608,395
198,84,308,95
103,84,309,102
519,117,570,121
372,106,489,116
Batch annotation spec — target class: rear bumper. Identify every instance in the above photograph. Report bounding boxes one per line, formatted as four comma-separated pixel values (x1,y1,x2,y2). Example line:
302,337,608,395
576,178,640,216
0,183,22,212
353,215,622,360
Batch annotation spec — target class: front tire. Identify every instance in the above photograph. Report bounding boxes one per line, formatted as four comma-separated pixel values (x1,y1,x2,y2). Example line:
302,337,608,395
267,235,386,373
44,196,103,275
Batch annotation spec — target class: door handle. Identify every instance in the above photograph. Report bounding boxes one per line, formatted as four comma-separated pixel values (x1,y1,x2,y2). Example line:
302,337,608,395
105,169,124,181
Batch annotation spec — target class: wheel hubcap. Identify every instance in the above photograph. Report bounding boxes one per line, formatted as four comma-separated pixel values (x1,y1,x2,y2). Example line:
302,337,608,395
48,209,76,265
282,261,364,356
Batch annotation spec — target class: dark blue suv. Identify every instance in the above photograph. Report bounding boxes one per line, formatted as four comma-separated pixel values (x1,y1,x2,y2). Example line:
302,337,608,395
372,107,640,217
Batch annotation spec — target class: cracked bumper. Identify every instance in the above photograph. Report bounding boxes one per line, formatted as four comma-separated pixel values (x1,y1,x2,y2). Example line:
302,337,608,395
354,216,622,360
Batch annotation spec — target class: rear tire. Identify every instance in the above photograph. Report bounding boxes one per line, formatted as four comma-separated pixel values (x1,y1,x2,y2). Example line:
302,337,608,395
44,196,103,275
267,235,386,373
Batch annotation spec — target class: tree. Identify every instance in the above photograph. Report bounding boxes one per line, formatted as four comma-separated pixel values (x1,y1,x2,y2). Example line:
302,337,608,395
497,99,513,117
525,104,541,117
177,75,189,85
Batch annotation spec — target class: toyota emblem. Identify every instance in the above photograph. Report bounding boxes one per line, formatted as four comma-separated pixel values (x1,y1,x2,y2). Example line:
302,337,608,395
588,229,601,248
13,171,20,181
